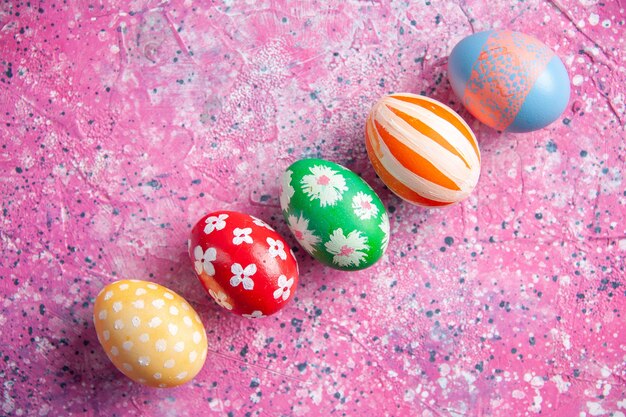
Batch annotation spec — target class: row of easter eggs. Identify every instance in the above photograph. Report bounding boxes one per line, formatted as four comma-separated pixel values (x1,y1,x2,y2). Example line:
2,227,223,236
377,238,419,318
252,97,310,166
93,30,570,387
93,160,392,387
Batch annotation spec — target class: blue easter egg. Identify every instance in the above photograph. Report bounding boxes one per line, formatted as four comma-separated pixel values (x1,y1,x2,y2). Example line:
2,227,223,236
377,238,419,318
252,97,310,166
448,30,570,133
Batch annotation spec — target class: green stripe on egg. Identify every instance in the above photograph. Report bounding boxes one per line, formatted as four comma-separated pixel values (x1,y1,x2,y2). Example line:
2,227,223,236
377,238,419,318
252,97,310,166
280,158,390,271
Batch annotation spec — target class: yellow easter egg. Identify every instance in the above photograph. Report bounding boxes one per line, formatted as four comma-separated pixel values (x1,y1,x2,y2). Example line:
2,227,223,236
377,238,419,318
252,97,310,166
93,280,208,388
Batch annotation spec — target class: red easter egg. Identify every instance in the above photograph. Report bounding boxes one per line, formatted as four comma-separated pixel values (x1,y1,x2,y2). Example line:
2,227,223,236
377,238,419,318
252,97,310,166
189,211,299,318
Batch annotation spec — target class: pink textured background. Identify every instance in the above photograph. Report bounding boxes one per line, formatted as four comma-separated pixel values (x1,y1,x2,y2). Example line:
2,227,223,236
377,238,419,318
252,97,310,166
1,1,625,416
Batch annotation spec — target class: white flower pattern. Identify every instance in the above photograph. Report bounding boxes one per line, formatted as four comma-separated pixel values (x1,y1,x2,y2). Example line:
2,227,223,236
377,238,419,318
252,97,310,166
379,212,390,251
251,216,274,231
273,275,294,301
286,214,321,254
325,228,370,268
267,237,287,260
204,213,228,234
242,310,265,319
193,246,216,276
209,289,233,310
230,263,256,290
280,169,295,210
301,165,348,207
232,227,253,245
352,191,379,220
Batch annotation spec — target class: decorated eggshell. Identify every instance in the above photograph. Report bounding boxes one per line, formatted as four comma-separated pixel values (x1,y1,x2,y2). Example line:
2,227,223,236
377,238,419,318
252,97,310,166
365,93,481,207
93,280,208,388
189,211,298,317
448,30,570,132
280,158,389,271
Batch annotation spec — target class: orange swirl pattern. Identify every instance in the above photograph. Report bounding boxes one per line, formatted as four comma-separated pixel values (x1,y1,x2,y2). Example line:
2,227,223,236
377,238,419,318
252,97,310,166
365,93,481,207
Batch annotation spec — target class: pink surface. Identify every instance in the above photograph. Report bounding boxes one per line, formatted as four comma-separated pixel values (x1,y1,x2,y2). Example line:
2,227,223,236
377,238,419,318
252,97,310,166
1,1,625,416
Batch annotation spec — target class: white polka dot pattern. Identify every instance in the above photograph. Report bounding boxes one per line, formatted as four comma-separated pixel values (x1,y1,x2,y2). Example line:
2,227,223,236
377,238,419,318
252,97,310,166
148,317,162,328
155,339,167,352
94,280,208,388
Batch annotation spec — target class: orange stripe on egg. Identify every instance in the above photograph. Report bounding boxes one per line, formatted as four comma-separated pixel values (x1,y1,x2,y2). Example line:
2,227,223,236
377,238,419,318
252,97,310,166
386,105,471,169
393,94,480,162
373,119,461,191
365,124,452,207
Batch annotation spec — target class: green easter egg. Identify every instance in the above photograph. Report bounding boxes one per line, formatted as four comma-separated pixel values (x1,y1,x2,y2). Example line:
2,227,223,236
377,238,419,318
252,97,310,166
280,158,390,271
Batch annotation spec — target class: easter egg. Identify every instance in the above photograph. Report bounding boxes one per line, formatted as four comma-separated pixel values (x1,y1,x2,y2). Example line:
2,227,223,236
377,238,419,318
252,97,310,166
93,280,208,388
189,211,298,317
365,93,481,207
280,158,389,270
448,30,571,132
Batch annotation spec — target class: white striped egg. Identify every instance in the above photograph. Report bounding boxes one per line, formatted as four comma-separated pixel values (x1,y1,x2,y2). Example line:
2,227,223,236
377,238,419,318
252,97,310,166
365,93,481,206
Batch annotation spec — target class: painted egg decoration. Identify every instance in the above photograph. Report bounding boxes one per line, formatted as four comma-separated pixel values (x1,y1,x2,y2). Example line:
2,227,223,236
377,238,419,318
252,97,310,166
365,93,481,207
448,30,571,132
280,158,390,271
189,211,298,318
93,280,208,388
